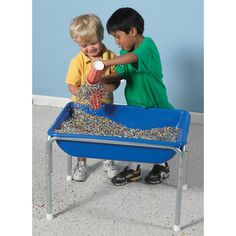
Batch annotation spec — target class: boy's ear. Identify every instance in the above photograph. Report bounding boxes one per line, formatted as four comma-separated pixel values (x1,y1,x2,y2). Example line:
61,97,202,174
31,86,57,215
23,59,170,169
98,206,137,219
130,27,138,36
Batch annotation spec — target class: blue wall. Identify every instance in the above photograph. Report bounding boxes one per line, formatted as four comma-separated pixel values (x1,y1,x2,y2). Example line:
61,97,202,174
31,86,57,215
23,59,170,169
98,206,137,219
33,0,203,112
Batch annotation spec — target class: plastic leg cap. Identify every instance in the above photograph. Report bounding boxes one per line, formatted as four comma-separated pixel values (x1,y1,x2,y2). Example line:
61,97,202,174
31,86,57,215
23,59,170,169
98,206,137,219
66,175,72,181
182,184,188,190
173,225,181,232
47,214,53,220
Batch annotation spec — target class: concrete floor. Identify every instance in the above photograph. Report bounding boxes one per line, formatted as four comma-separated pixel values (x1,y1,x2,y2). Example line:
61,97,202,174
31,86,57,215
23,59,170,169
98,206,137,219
33,105,204,236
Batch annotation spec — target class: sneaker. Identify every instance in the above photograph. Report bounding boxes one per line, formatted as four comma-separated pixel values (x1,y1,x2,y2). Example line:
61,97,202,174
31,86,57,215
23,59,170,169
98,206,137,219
72,161,87,181
111,165,141,186
103,160,119,179
144,163,170,184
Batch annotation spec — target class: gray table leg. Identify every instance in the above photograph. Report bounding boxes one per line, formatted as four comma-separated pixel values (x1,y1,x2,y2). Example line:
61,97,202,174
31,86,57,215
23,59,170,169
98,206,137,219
46,138,53,220
66,154,73,181
47,136,53,174
182,144,188,190
173,148,185,232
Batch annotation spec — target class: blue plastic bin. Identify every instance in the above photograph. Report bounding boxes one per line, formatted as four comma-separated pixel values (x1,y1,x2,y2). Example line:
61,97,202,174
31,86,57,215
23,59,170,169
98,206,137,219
47,102,190,164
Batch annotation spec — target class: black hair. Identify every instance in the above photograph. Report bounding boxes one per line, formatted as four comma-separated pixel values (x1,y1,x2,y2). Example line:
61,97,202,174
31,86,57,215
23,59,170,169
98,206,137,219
106,7,144,35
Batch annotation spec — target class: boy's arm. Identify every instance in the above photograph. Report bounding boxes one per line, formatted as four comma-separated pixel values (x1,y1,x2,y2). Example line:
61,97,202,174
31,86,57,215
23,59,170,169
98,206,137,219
101,71,121,93
68,84,79,96
101,71,121,84
103,52,137,67
102,80,120,93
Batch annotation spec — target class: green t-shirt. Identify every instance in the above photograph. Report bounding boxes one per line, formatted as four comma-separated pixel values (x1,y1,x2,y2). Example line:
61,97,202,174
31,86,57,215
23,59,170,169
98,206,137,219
115,37,173,109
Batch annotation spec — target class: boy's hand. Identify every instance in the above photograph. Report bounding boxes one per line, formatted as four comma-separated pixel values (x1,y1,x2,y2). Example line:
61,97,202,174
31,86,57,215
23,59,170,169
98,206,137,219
101,72,121,84
102,84,115,93
68,84,79,96
101,80,120,93
102,60,112,68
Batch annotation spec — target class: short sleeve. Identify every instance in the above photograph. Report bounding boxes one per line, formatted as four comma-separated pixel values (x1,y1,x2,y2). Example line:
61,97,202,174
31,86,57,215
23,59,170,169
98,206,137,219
115,64,127,78
132,38,161,73
65,58,82,86
132,47,150,72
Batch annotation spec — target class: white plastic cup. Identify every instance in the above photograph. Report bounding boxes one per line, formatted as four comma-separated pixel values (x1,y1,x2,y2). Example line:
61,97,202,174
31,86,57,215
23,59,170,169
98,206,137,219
87,61,104,84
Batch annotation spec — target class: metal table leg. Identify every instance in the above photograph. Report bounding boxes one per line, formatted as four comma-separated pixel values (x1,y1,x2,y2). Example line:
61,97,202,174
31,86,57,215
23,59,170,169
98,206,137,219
46,137,53,220
44,136,188,229
66,155,72,181
182,144,188,190
173,147,185,232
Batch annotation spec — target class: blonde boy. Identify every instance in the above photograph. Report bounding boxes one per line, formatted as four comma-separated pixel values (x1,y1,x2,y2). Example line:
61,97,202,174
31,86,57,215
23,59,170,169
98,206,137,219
66,14,119,181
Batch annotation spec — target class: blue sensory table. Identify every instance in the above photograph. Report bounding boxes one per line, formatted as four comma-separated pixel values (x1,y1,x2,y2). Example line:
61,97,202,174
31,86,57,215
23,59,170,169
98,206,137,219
46,102,191,232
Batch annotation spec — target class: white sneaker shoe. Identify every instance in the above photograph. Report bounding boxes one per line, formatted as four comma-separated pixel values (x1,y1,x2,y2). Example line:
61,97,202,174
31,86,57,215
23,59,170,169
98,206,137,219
73,161,87,181
103,160,119,179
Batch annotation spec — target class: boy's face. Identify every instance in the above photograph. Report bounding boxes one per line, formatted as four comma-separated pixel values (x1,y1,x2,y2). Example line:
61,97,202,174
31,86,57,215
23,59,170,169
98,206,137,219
111,30,136,51
76,36,103,58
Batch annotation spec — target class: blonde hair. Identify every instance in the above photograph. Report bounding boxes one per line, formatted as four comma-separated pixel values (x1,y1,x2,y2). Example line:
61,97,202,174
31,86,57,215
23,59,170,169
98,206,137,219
69,14,104,42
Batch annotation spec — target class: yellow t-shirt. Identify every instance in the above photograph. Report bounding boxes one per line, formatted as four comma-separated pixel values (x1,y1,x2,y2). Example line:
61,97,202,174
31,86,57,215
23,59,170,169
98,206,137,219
66,45,116,103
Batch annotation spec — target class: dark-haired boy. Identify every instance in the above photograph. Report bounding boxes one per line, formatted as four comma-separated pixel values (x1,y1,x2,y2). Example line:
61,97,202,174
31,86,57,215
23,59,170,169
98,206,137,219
102,7,173,186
